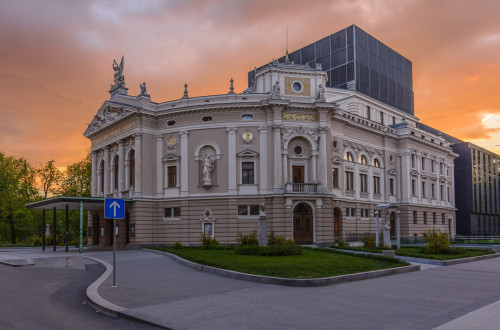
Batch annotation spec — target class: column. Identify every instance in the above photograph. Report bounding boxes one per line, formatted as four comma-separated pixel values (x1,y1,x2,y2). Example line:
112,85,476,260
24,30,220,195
91,151,97,196
227,128,237,194
273,124,282,192
400,153,411,203
179,131,189,197
134,133,142,195
318,127,327,187
258,126,268,193
156,134,163,196
103,146,110,195
118,140,125,193
311,152,318,182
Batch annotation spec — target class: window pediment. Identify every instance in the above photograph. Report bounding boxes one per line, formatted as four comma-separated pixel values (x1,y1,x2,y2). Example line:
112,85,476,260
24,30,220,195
332,156,344,164
237,149,259,158
163,153,180,163
410,169,419,177
387,168,398,175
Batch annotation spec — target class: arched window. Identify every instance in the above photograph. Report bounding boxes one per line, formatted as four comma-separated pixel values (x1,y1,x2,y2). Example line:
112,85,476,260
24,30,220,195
113,155,119,191
129,150,135,188
372,159,380,168
344,152,354,162
359,155,368,165
99,160,104,194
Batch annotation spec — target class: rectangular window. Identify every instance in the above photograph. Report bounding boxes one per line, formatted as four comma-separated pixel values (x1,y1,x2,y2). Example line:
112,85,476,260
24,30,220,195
442,213,445,225
389,178,395,195
421,158,426,171
164,207,181,218
421,181,426,198
361,209,370,218
431,183,436,199
380,111,384,125
332,168,339,188
346,171,354,190
373,176,380,194
238,205,259,216
431,160,435,173
345,208,356,217
440,185,444,200
440,163,444,175
447,187,451,202
413,211,417,224
411,155,416,168
167,166,177,188
367,106,371,120
241,162,255,184
433,212,436,225
412,179,416,196
360,174,368,193
392,116,396,125
423,211,427,224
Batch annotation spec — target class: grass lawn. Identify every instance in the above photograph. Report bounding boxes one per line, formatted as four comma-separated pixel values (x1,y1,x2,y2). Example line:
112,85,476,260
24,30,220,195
157,247,409,279
334,246,494,260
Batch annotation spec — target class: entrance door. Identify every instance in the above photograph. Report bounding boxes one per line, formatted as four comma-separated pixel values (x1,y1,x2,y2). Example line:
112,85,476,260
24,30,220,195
333,208,341,239
293,203,313,244
292,166,304,183
390,212,396,238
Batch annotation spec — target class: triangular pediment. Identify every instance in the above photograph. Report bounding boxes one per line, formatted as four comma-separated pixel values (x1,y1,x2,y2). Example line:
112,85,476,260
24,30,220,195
331,156,344,164
162,153,181,162
84,102,134,137
387,168,398,175
410,170,419,177
237,149,259,158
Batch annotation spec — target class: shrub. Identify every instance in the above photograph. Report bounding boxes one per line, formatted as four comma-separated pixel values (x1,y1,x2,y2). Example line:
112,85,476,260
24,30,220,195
236,244,302,256
361,234,376,249
267,231,287,246
422,229,450,254
201,233,220,249
236,231,258,246
337,239,345,248
173,242,183,249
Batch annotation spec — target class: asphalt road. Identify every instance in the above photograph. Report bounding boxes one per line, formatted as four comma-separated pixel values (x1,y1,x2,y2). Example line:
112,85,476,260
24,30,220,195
0,256,157,330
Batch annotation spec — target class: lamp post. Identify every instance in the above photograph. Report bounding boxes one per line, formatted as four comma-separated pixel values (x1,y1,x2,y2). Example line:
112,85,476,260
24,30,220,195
375,210,379,247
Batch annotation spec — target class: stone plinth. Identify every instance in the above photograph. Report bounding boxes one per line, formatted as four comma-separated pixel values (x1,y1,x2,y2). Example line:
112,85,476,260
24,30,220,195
382,250,396,258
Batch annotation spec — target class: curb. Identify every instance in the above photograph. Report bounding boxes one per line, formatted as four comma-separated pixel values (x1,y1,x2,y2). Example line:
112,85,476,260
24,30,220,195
333,248,500,266
146,248,420,286
83,255,168,329
0,258,34,267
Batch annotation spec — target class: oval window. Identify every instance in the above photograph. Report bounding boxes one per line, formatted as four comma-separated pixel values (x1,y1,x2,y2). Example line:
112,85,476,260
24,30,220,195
241,114,254,120
333,140,337,148
201,116,213,123
167,120,176,127
294,146,303,155
292,82,302,92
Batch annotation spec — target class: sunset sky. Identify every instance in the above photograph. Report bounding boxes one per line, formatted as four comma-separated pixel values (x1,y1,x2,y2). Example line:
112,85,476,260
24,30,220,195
1,0,500,167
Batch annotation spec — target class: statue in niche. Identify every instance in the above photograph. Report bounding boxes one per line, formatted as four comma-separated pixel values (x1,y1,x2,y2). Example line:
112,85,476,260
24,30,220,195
316,84,325,102
112,56,125,89
200,146,215,185
271,81,280,99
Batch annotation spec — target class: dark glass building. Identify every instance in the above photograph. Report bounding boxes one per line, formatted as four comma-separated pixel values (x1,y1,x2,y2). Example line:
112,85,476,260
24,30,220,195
249,25,414,115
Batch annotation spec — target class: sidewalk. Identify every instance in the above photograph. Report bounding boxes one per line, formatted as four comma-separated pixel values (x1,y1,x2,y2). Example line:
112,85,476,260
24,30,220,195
86,249,500,330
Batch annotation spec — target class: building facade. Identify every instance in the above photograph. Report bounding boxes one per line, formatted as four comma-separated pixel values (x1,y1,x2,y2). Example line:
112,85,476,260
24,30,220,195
85,56,456,248
249,25,414,115
452,142,500,236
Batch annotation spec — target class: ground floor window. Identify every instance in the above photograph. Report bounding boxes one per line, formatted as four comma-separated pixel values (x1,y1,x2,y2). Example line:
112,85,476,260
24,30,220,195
164,207,181,219
238,205,259,216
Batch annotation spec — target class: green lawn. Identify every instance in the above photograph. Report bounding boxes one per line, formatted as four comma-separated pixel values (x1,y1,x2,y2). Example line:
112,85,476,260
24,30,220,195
334,246,494,260
157,247,408,279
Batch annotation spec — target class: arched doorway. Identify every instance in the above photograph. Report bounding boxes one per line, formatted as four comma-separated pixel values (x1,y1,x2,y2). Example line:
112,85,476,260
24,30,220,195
92,213,100,246
293,203,313,244
390,212,396,238
333,208,341,240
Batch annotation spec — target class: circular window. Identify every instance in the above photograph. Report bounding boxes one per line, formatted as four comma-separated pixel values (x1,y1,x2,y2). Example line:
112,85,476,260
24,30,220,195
294,146,303,155
201,116,213,123
167,120,176,127
241,114,254,120
292,82,302,92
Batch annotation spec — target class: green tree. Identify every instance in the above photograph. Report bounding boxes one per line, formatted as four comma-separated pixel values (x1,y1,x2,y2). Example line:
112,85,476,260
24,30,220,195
59,152,91,197
38,160,62,198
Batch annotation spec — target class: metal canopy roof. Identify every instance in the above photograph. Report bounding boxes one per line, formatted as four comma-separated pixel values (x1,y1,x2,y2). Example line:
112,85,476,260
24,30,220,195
374,203,400,210
25,196,132,211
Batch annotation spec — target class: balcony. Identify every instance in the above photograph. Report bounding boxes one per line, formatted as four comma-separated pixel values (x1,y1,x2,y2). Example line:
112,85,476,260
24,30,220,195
285,183,321,194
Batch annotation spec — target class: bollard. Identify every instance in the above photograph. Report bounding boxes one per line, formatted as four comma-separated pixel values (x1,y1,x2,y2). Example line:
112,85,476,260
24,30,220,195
66,257,72,267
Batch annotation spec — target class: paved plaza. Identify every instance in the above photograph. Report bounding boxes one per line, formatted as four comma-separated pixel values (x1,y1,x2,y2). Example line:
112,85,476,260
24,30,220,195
1,247,500,329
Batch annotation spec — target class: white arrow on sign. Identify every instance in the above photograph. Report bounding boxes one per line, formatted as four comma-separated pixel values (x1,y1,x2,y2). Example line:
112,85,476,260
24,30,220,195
109,201,121,217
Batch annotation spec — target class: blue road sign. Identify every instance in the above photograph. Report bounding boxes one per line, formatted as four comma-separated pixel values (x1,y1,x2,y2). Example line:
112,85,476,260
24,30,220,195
104,198,125,219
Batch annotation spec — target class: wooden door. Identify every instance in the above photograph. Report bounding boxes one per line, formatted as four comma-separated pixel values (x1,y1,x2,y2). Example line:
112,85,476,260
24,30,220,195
292,166,304,183
293,214,313,244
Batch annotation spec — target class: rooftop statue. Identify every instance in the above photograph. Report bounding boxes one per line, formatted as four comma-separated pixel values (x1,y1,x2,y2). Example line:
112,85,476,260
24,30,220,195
112,56,125,89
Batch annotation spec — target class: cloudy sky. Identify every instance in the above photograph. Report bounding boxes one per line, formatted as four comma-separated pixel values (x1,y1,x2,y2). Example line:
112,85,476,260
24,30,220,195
1,0,500,167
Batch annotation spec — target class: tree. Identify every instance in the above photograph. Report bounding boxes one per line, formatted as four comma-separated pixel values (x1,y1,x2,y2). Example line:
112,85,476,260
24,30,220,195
38,160,62,198
59,152,91,197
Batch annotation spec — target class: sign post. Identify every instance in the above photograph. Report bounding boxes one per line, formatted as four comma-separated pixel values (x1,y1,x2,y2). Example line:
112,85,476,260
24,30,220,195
104,198,125,287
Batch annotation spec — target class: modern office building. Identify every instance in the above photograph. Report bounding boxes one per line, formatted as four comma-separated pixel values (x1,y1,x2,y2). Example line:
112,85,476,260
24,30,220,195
84,52,456,248
249,25,414,115
451,143,500,236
